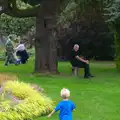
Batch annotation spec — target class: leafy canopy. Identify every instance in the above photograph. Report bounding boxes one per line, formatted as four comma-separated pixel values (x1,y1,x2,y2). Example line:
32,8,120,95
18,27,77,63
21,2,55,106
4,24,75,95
0,0,35,36
0,14,35,36
105,0,120,22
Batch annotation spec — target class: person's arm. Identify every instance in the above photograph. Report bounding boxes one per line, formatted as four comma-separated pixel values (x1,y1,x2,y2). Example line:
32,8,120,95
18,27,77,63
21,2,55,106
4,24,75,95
15,45,21,51
71,102,76,111
48,102,61,118
75,55,88,63
47,110,55,118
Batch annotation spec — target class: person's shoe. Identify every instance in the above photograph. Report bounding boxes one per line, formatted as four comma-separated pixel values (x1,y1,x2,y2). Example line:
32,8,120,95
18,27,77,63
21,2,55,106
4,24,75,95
84,75,90,79
15,63,19,66
16,60,21,64
15,62,19,66
4,64,8,66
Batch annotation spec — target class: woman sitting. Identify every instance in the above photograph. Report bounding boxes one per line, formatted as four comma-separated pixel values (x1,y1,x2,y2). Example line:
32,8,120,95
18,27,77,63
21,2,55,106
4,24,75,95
15,41,29,64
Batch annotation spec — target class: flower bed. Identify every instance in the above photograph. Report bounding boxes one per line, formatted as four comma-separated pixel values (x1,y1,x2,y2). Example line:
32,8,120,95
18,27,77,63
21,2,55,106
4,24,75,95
0,75,54,120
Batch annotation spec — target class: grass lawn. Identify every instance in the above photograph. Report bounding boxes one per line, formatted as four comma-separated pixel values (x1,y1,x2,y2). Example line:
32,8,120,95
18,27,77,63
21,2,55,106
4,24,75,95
0,60,120,120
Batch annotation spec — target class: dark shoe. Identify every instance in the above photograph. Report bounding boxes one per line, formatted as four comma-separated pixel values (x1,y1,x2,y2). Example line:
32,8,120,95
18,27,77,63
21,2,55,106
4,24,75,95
15,62,19,66
15,63,19,66
84,75,90,79
4,64,8,66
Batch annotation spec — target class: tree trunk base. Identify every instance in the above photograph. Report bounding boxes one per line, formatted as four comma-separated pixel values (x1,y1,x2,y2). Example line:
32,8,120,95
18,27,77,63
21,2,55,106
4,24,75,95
32,70,60,76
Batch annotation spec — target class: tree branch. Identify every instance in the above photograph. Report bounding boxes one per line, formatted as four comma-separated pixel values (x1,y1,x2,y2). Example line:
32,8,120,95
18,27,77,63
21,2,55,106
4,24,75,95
58,0,70,14
1,0,40,18
5,6,39,17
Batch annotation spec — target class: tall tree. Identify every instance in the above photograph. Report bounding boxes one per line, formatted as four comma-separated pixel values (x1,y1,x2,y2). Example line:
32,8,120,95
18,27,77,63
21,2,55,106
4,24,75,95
0,0,69,73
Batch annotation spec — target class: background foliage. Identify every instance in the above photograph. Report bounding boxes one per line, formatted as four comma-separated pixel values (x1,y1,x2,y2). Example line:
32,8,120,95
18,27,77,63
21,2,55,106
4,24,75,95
0,14,35,36
105,0,120,69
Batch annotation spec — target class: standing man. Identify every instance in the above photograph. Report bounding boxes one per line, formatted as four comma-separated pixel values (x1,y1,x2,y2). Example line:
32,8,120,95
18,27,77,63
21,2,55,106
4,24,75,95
70,44,94,79
5,36,17,66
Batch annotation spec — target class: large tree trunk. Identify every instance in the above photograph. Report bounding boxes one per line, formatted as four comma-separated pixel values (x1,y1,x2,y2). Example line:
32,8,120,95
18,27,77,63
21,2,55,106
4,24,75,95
35,16,49,73
34,0,60,73
48,28,58,73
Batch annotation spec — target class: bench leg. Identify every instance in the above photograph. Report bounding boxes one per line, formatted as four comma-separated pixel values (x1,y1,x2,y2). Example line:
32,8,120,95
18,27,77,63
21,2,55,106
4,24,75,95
72,67,79,76
77,68,79,76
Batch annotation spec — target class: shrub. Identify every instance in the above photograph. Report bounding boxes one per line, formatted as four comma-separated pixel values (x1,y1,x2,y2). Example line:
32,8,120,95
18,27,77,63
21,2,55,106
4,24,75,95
0,78,54,120
114,31,120,70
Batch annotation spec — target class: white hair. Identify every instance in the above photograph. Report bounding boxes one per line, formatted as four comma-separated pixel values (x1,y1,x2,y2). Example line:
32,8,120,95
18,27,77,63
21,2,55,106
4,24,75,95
73,44,79,49
60,88,70,98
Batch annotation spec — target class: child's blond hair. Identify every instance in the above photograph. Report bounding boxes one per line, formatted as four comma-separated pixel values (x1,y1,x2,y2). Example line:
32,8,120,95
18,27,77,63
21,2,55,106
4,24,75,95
60,88,70,99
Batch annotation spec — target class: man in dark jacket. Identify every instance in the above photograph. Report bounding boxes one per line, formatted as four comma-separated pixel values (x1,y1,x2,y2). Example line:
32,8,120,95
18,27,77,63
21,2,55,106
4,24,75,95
70,44,94,78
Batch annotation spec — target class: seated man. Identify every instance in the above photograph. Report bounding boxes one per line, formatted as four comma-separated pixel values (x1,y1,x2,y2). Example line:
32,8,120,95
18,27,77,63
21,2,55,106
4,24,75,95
70,44,94,79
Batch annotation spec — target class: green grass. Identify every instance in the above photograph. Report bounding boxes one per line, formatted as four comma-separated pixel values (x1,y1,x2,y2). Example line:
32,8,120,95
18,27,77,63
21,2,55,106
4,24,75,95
0,60,120,120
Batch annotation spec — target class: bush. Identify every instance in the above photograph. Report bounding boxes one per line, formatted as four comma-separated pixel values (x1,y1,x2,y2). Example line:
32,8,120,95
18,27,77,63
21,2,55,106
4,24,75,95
0,77,54,120
114,31,120,70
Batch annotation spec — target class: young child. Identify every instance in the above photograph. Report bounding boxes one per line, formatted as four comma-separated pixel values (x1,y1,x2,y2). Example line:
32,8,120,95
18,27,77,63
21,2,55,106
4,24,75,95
48,88,76,120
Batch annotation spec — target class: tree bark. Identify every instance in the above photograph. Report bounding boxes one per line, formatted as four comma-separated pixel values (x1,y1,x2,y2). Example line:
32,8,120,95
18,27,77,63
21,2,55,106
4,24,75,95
34,1,59,73
35,11,49,73
48,28,58,73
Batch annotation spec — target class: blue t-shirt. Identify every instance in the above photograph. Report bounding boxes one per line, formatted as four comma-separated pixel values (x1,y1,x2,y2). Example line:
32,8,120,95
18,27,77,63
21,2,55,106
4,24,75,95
54,100,76,120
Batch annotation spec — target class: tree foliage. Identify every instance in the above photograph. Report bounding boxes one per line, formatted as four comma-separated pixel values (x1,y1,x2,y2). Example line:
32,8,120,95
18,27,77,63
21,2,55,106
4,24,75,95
0,0,35,39
105,0,119,21
0,14,35,36
105,0,120,70
58,0,113,27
